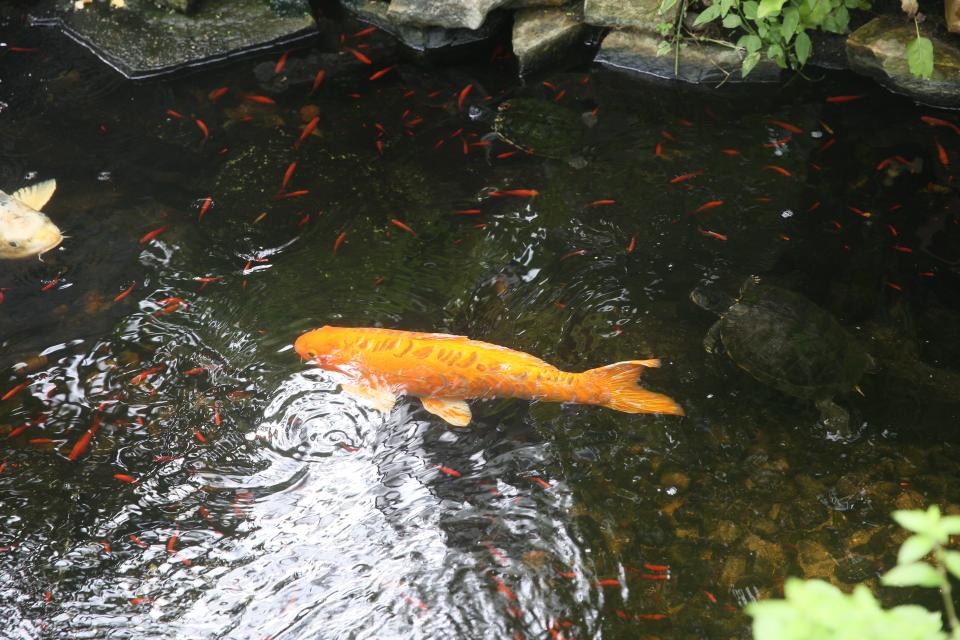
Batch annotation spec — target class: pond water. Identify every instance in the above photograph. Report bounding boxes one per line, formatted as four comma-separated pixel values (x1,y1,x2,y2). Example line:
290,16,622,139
2,12,960,640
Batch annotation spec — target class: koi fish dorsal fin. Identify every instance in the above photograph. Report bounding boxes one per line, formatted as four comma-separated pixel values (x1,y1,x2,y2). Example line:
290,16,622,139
421,397,472,427
584,360,684,416
12,179,57,211
417,332,470,341
341,382,397,413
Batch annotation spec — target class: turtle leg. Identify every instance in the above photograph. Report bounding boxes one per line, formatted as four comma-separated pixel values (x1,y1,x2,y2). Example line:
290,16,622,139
703,321,722,355
815,397,850,435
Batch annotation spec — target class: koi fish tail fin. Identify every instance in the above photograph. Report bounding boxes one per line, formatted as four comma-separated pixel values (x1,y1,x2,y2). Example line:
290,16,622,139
584,360,684,416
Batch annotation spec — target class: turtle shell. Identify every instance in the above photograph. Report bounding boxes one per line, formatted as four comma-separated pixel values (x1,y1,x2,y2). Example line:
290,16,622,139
716,283,871,400
493,98,585,161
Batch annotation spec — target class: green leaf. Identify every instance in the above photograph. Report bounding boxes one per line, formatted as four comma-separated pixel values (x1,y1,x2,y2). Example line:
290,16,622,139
906,35,934,79
942,550,960,580
940,515,960,535
804,0,829,23
742,50,762,77
738,34,763,53
794,31,811,64
743,0,759,18
833,5,850,31
757,0,788,18
719,0,737,17
749,577,949,640
898,534,935,565
659,0,678,15
722,12,743,27
893,508,938,535
693,3,722,26
768,43,783,59
656,40,673,57
882,562,942,588
781,6,800,41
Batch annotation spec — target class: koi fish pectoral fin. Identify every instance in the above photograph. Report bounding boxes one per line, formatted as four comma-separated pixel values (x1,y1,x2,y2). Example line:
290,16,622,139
12,179,56,210
341,383,397,413
420,397,472,427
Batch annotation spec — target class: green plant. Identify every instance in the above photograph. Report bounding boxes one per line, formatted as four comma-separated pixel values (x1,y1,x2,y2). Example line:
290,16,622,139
657,0,871,78
747,505,960,640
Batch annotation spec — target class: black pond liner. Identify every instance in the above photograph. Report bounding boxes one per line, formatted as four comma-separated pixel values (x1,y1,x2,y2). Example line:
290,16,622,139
27,0,321,80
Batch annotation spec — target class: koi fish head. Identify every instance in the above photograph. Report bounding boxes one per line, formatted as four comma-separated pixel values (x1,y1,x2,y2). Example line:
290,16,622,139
294,326,342,368
0,186,64,260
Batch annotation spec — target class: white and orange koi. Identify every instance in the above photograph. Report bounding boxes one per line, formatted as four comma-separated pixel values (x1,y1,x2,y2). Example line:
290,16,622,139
294,326,683,426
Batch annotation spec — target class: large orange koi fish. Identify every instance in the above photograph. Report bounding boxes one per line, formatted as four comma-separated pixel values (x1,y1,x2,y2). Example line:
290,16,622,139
294,326,683,426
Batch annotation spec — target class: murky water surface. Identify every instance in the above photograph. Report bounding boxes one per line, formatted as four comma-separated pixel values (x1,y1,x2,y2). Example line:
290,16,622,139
2,11,960,640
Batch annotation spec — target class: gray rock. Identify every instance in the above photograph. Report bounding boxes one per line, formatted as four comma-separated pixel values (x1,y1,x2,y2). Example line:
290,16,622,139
584,0,677,29
512,4,586,75
595,28,781,83
341,0,506,51
30,0,316,79
388,0,508,30
847,15,960,108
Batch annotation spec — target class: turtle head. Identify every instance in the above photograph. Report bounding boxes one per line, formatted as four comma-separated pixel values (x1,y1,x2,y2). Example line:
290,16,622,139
689,286,733,315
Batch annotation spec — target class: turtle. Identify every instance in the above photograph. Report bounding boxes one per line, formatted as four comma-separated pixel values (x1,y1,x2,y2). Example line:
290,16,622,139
491,98,591,168
690,278,874,433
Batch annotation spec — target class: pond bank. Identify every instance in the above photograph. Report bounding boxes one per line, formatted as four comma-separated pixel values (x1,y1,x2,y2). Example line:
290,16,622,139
32,0,960,106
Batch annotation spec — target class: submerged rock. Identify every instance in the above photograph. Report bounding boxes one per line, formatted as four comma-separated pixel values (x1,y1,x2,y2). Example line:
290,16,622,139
797,539,837,581
30,0,317,79
847,15,960,108
595,29,781,83
340,0,507,52
512,4,587,75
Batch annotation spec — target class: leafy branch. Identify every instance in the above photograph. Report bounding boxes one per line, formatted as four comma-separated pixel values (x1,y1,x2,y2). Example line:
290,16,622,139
748,505,960,640
655,0,869,79
882,506,960,638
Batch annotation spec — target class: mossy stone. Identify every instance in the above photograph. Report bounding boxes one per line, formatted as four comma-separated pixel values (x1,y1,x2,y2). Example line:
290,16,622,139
847,15,960,108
